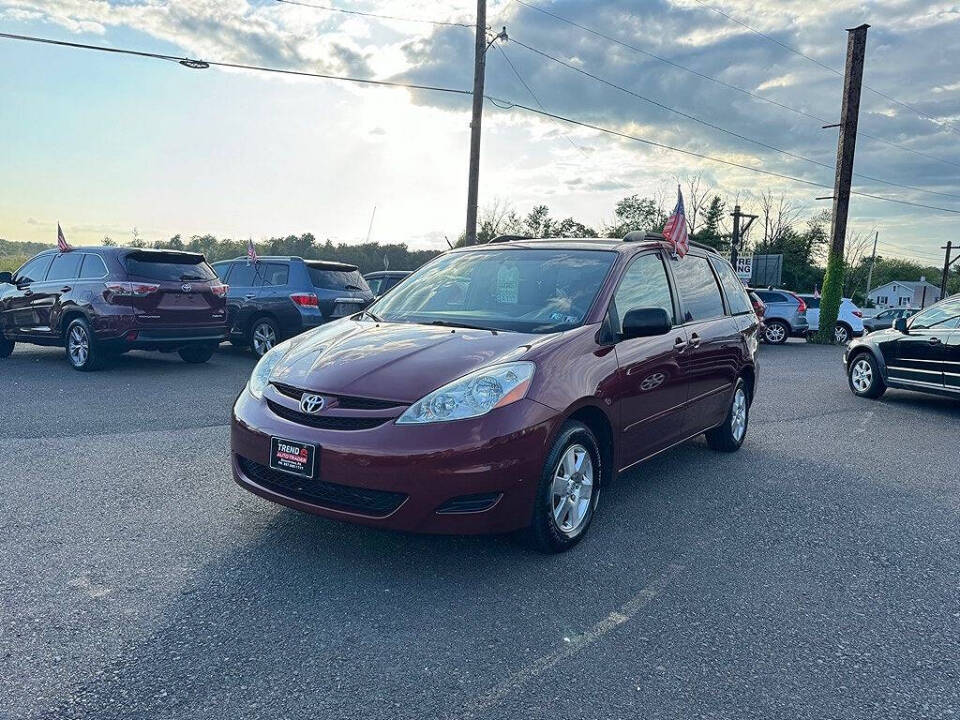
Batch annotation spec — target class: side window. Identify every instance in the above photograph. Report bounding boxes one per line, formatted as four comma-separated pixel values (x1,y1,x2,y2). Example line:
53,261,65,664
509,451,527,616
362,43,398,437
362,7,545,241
711,258,752,315
211,262,233,281
14,255,53,284
910,299,960,329
805,296,821,309
367,278,383,295
256,263,289,287
610,253,674,336
46,253,84,282
79,254,109,279
755,291,781,304
228,263,257,287
672,255,726,323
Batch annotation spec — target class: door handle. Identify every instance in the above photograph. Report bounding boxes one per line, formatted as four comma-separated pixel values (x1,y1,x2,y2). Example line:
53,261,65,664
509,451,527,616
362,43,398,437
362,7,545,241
928,337,941,345
690,333,702,348
60,286,72,293
244,294,256,300
23,289,33,297
674,336,688,352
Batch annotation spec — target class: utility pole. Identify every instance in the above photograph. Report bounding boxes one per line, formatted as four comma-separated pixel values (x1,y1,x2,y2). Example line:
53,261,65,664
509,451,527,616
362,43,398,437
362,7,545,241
864,230,879,298
941,241,958,300
729,204,757,278
464,0,488,247
815,24,869,343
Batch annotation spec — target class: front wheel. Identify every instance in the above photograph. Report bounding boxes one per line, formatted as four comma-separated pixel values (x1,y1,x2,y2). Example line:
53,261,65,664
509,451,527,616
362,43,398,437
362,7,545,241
179,344,216,364
0,336,13,358
705,379,749,452
763,320,788,345
529,421,602,554
848,352,886,399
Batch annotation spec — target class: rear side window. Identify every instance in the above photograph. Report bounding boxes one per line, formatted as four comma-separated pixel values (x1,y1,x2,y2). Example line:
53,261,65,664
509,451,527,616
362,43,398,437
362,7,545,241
227,263,257,287
711,258,753,315
79,254,109,279
124,252,216,281
804,296,821,309
46,252,83,281
14,255,53,284
755,290,788,304
672,255,725,323
211,262,232,281
257,263,289,287
610,253,674,333
308,265,369,292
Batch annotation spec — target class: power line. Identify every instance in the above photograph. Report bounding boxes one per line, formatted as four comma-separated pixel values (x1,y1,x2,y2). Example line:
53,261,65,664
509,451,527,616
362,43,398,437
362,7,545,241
688,0,960,137
511,0,960,172
490,99,960,215
509,36,960,203
273,0,473,28
0,31,474,96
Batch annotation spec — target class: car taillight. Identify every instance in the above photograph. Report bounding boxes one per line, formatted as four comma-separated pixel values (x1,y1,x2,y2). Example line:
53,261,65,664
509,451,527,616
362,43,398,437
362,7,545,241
853,310,863,318
210,282,229,298
104,281,160,298
290,292,319,307
790,293,807,314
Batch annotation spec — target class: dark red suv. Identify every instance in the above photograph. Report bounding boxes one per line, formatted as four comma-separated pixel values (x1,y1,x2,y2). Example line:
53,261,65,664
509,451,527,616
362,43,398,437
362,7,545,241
0,247,228,370
231,235,759,552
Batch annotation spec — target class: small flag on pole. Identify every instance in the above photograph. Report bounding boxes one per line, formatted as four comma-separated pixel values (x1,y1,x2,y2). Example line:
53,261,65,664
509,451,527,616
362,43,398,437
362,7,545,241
247,238,258,264
57,222,72,252
662,186,689,259
814,285,821,299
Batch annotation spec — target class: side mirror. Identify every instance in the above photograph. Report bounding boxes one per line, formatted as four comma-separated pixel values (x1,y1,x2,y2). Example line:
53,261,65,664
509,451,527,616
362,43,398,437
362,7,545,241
0,271,12,284
622,308,672,340
893,317,909,334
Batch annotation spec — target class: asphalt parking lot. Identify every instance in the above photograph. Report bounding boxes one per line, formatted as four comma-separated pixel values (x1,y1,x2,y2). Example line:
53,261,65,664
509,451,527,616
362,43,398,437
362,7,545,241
2,341,958,719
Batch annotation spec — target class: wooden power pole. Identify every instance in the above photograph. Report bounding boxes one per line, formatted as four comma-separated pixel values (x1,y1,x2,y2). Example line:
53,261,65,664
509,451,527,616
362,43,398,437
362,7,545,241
816,24,869,343
729,205,757,277
464,0,488,247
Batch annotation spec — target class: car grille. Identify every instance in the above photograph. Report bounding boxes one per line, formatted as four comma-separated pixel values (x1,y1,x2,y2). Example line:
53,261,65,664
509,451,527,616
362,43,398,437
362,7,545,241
237,456,407,517
271,383,404,410
266,400,390,431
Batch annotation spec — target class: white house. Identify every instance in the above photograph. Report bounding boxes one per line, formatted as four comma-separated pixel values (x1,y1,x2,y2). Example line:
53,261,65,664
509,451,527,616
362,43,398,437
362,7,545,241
866,277,941,309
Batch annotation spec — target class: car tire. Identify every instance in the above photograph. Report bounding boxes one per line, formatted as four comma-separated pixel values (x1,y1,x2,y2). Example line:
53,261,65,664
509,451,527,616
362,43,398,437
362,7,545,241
179,344,216,364
0,336,14,358
705,378,750,452
529,421,602,554
249,317,279,358
834,323,851,344
763,320,789,345
848,351,886,399
65,317,104,371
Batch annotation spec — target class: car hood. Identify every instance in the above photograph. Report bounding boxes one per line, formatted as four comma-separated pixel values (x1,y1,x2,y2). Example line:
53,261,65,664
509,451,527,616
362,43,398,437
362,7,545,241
269,318,553,402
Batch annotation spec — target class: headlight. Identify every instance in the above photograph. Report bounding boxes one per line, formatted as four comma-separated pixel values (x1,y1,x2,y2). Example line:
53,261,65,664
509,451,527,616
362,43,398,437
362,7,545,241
248,341,293,399
397,362,535,424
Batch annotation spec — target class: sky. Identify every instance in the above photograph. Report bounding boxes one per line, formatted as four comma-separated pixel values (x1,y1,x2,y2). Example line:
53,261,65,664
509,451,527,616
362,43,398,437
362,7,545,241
1,0,958,265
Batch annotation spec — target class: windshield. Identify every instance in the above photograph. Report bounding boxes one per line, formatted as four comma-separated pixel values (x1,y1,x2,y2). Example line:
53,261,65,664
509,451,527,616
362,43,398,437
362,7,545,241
369,248,616,333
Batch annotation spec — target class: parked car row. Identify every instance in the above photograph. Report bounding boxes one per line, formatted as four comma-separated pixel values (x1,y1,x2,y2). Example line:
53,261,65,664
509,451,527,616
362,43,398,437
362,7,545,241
749,287,867,345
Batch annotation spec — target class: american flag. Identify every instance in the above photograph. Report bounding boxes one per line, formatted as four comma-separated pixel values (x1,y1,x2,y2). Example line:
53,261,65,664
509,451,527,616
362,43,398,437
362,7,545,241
57,222,72,252
247,238,258,263
662,186,689,259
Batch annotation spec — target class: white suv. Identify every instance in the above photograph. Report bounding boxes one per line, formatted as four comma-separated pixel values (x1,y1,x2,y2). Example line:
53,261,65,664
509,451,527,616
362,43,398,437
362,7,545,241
798,295,864,344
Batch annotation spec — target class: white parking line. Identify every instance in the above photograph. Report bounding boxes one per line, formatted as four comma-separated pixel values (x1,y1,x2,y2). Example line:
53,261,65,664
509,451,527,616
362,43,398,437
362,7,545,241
456,563,683,719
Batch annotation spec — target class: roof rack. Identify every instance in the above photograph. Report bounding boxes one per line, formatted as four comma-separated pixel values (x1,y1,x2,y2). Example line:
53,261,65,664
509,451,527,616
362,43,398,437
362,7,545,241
622,230,719,254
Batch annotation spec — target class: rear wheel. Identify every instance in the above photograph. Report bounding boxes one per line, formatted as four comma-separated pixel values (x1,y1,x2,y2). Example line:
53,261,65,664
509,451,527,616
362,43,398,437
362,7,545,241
249,317,278,358
0,336,13,358
65,317,104,371
529,421,602,554
763,320,788,345
834,323,851,344
848,352,885,399
179,344,216,364
705,379,749,452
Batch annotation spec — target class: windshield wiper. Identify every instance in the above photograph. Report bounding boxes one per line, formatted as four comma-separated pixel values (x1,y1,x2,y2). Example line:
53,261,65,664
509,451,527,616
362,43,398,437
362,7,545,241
430,320,498,333
179,274,204,281
359,309,384,322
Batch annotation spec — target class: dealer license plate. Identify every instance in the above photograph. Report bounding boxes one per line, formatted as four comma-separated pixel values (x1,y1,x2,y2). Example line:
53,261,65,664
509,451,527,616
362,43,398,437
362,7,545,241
269,437,316,479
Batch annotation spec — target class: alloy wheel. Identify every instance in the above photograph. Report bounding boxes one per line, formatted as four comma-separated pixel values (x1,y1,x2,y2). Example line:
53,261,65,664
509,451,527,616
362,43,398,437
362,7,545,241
765,323,786,343
550,444,594,535
834,325,850,344
731,387,748,442
851,358,873,393
68,325,89,367
252,322,277,356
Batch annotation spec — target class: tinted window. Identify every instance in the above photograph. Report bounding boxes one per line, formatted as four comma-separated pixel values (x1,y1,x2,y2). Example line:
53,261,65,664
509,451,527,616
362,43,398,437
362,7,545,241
610,253,674,334
124,252,216,281
308,265,369,292
227,263,257,286
79,254,109,279
876,310,893,319
672,255,725,322
910,299,960,329
14,255,53,284
803,296,821,309
755,291,788,303
372,248,616,334
367,277,384,295
46,252,83,281
211,262,233,281
712,258,753,315
256,263,289,287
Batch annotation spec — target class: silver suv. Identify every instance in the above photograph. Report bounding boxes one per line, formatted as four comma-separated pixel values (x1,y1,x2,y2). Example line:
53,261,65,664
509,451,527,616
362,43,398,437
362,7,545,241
751,288,809,344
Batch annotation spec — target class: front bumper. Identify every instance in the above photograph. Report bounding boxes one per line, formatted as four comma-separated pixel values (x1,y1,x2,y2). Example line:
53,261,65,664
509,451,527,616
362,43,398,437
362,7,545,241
230,389,559,534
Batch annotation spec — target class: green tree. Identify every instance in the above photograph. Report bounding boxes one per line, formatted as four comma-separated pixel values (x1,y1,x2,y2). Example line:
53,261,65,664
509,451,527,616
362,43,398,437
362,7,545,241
605,195,666,238
692,195,726,250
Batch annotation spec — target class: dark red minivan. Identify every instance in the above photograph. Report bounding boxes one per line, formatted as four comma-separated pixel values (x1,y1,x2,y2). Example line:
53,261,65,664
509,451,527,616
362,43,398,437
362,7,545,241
231,235,759,552
0,247,228,370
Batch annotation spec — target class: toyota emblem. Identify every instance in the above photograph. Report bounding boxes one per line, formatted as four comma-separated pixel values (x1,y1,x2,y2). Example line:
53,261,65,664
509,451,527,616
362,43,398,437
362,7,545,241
299,393,325,414
181,283,192,293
